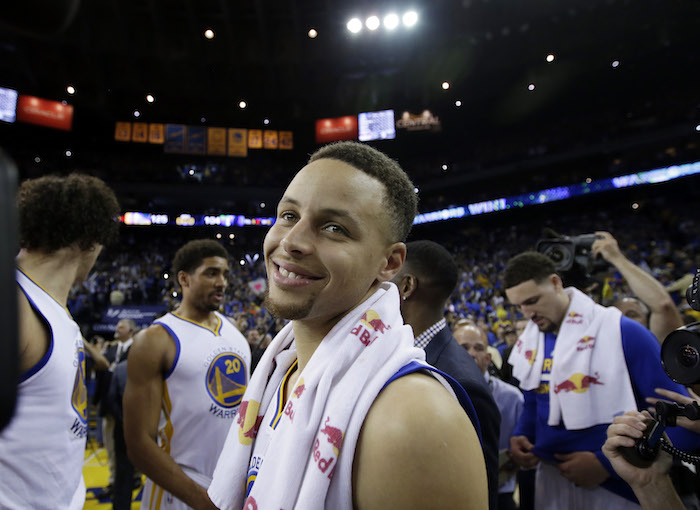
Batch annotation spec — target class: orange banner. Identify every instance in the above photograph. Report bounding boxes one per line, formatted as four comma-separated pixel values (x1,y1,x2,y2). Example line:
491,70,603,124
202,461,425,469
148,123,164,144
114,122,131,142
207,127,227,155
279,131,293,150
132,122,148,143
248,129,263,149
263,130,278,150
227,128,248,157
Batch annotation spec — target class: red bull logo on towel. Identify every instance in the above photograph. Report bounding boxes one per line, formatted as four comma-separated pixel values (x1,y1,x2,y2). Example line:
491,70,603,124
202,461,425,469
351,309,390,347
312,416,344,480
576,336,596,351
292,378,305,399
553,372,604,394
524,349,537,366
237,400,263,445
565,311,584,325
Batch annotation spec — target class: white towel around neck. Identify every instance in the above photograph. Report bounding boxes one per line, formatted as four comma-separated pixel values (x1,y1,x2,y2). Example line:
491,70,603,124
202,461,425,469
508,287,637,430
207,282,448,510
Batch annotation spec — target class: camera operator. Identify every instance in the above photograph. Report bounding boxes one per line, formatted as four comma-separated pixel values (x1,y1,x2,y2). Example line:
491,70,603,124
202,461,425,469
591,231,683,343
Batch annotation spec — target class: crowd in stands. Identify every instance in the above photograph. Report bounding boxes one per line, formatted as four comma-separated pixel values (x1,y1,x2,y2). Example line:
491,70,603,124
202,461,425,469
72,198,700,357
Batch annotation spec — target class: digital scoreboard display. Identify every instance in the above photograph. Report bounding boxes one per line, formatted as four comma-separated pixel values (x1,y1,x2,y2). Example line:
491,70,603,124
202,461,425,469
358,109,396,141
0,87,18,123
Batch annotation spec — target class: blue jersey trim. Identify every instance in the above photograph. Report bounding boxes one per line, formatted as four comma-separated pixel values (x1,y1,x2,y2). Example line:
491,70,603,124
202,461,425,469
17,285,55,383
383,360,482,444
155,322,181,380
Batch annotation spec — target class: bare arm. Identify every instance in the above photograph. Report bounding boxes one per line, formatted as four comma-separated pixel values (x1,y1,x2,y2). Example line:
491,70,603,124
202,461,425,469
17,288,49,374
123,326,216,510
82,339,110,371
592,231,682,342
354,373,488,510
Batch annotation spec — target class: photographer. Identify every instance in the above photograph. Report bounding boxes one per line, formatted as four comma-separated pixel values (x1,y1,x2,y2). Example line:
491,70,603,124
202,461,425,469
603,410,685,510
592,231,683,343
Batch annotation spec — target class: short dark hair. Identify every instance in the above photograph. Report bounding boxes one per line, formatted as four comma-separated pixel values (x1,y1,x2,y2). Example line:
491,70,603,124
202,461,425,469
172,239,229,277
309,141,417,242
504,251,557,289
404,240,458,304
18,173,120,254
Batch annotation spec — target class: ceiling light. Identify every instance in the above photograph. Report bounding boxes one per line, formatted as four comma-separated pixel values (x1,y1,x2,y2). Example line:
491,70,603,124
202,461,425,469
263,118,270,125
188,169,195,175
201,117,206,123
442,164,448,171
546,54,555,63
146,94,155,103
455,100,462,107
442,82,450,90
163,273,169,279
65,150,72,157
632,202,639,210
66,85,75,95
34,156,41,163
216,233,222,239
612,60,620,68
239,100,247,109
414,187,419,193
347,18,362,33
308,28,318,38
695,124,700,132
204,29,215,39
366,16,380,31
133,110,140,118
528,83,535,91
260,202,266,208
229,234,235,239
403,11,418,27
239,260,246,266
384,13,399,30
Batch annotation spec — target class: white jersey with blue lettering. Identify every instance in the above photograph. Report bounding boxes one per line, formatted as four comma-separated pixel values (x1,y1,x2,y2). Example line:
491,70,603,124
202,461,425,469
0,269,88,510
141,311,250,510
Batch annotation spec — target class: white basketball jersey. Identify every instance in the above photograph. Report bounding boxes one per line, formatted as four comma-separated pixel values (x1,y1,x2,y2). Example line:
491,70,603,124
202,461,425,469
0,269,87,510
141,311,250,510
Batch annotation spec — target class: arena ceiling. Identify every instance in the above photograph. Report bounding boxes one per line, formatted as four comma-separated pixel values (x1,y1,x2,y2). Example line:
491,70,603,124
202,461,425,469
2,0,698,142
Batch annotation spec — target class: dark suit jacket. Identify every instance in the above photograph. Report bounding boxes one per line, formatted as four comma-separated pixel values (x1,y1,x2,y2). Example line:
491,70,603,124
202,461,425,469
424,326,501,510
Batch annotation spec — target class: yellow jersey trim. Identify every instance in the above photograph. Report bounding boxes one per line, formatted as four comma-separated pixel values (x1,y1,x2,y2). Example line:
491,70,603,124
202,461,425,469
271,359,298,430
16,266,72,316
171,312,222,336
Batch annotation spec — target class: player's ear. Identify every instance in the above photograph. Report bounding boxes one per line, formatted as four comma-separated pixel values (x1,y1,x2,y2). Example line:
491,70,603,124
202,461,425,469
177,270,190,289
377,242,406,283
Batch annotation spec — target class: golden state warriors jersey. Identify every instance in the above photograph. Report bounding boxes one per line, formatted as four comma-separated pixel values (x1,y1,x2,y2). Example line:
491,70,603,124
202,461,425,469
141,311,250,510
0,269,88,510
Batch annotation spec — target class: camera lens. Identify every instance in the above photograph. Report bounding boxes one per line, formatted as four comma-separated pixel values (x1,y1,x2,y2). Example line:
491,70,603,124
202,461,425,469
548,248,564,263
679,344,699,368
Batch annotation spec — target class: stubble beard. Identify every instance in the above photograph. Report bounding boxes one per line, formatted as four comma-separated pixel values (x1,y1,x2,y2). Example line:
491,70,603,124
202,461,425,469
263,288,318,320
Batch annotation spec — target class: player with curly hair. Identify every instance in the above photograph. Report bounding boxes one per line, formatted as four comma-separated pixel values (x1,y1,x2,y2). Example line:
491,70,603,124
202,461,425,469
1,173,120,510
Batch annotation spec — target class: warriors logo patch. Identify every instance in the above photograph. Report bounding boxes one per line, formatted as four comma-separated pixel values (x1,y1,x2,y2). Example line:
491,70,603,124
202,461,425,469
206,353,247,408
71,347,87,423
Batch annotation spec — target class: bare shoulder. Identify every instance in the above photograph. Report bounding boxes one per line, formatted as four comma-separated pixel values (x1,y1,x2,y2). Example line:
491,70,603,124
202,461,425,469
353,372,488,510
127,324,177,379
17,288,49,373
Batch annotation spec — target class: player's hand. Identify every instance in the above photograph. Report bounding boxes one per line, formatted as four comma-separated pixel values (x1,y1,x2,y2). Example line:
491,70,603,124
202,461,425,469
591,231,624,264
508,435,539,469
602,411,672,489
553,451,609,488
646,387,700,434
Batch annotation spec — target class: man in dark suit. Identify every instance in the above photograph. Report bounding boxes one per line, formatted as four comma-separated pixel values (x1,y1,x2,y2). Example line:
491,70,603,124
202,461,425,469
392,240,501,510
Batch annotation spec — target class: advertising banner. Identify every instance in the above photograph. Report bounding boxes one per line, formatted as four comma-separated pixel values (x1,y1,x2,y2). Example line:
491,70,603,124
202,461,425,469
131,122,148,143
95,305,167,332
395,110,441,132
315,116,357,144
207,127,227,155
17,95,73,131
114,122,132,142
228,128,248,157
